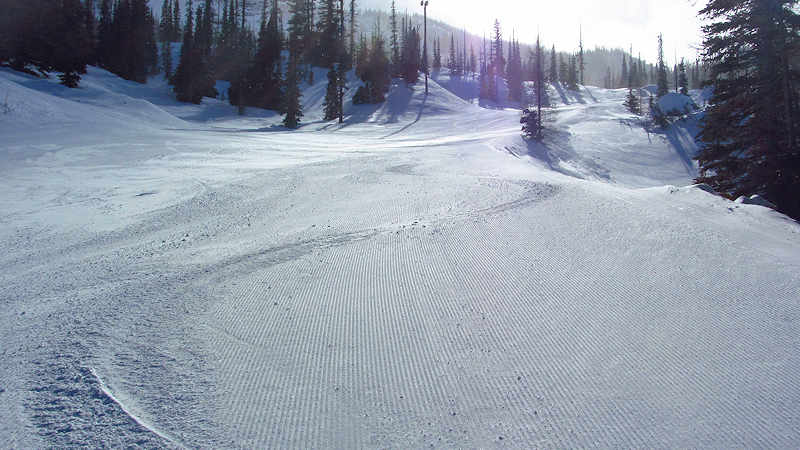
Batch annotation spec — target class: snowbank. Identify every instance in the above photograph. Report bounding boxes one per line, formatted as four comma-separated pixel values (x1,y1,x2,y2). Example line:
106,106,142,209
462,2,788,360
657,92,697,116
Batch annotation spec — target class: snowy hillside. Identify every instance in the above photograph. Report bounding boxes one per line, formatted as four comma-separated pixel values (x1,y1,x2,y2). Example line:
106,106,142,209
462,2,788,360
1,66,799,448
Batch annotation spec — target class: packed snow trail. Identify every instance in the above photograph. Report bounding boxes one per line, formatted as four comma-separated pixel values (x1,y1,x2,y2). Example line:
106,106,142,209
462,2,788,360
1,67,799,448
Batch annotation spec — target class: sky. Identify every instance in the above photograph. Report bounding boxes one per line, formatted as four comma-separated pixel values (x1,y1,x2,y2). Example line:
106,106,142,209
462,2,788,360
363,0,708,64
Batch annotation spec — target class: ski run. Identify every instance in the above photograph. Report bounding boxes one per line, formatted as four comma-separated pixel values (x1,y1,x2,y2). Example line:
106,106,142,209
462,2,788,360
1,64,799,448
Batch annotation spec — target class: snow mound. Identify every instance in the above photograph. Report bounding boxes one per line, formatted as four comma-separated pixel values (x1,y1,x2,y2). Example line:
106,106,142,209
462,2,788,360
657,93,697,116
690,183,716,194
642,84,659,96
0,66,186,131
735,194,777,209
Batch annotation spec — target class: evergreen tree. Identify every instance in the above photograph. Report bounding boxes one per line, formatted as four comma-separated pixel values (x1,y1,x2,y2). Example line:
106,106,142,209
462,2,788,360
534,34,545,113
54,0,91,87
624,88,641,115
191,4,215,96
85,0,97,64
656,33,668,97
172,0,181,41
623,51,640,115
389,0,399,73
578,26,584,85
507,38,522,102
492,19,504,78
355,32,369,77
479,34,488,99
521,35,545,139
629,50,637,88
401,25,421,84
432,36,441,71
284,0,306,128
487,61,496,101
349,0,356,68
316,0,339,66
558,54,568,84
95,0,158,83
172,0,198,102
567,54,578,90
161,40,173,78
549,45,557,82
448,34,457,75
678,59,688,95
353,26,390,104
97,0,113,67
696,0,800,218
323,65,340,119
236,0,282,111
620,53,628,89
159,0,172,42
469,44,476,77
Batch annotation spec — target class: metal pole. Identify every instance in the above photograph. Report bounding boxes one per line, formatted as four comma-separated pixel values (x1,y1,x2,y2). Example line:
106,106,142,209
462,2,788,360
421,1,428,95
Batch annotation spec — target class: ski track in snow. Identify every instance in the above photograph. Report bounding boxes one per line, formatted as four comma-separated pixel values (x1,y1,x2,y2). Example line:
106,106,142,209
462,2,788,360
1,67,799,448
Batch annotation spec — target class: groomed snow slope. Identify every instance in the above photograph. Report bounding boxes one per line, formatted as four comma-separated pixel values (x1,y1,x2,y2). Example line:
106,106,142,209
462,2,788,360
1,67,799,448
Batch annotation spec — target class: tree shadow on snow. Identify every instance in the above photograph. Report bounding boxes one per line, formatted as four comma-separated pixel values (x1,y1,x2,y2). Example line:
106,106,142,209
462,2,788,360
381,91,427,138
661,120,699,176
521,126,612,182
582,86,598,103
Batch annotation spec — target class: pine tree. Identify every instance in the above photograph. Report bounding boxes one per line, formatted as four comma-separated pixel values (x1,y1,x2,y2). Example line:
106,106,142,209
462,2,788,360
161,40,173,78
629,49,637,88
469,44,476,77
479,34,488,99
578,25,584,85
54,0,91,87
507,37,522,102
431,36,440,72
487,61,496,101
558,54,568,85
353,26,390,104
623,88,641,115
191,3,215,96
696,0,800,218
492,19,504,78
284,0,306,128
567,54,578,90
400,23,421,84
85,0,97,64
656,33,668,97
323,65,340,119
534,34,545,115
172,0,197,102
97,0,113,67
349,0,356,68
678,59,688,95
623,52,640,115
172,0,181,41
389,0,399,73
448,34,457,75
160,0,172,41
620,54,628,89
237,0,282,111
549,45,557,83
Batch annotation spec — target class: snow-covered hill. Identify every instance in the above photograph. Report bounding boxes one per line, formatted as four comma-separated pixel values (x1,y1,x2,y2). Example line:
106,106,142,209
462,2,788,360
1,66,799,448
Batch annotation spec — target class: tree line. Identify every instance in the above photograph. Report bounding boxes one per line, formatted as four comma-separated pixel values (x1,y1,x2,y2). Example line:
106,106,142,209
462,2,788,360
695,0,800,219
0,0,158,87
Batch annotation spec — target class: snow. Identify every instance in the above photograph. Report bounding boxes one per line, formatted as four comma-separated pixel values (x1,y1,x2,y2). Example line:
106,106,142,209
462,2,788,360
736,194,778,210
656,92,697,116
2,66,799,448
